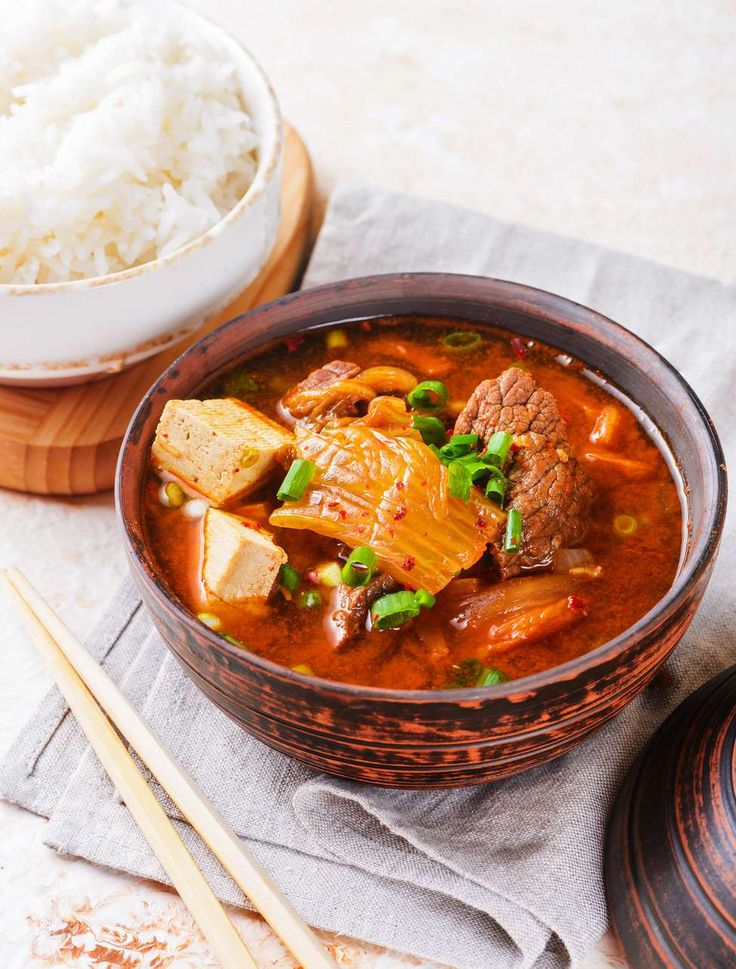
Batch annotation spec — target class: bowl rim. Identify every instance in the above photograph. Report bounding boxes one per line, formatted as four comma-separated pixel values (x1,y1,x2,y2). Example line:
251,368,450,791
117,272,728,704
0,0,282,297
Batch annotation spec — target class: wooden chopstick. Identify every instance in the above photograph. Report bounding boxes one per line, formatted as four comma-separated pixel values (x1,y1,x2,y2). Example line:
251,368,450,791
2,571,257,969
4,567,337,969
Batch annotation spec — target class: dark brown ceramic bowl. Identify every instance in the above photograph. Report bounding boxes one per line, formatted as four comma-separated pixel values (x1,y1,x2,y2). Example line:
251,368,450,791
116,273,727,788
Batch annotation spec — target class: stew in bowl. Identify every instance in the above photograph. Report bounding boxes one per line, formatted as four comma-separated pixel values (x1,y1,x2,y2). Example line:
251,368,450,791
117,273,725,787
144,316,683,690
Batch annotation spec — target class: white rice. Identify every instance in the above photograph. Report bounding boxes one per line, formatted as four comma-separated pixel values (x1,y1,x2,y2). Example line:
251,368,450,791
0,0,259,285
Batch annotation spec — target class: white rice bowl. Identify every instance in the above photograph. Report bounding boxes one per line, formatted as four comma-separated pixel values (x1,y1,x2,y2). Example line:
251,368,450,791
0,0,260,284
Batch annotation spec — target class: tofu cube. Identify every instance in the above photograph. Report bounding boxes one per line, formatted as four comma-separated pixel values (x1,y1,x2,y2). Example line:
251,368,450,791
203,508,287,602
151,398,292,506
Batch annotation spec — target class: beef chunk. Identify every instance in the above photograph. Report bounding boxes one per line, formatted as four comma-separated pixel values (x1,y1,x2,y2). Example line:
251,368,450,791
498,435,595,576
454,367,568,448
329,572,399,649
454,367,594,577
282,360,363,421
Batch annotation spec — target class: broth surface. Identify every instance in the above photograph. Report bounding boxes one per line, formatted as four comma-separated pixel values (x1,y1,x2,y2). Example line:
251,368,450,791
144,317,683,689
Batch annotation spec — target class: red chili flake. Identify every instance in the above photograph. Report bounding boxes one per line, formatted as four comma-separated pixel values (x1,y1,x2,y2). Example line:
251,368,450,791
233,468,240,474
361,511,369,518
360,320,372,332
393,506,408,521
402,555,416,571
285,336,304,352
395,481,405,490
510,441,521,453
306,569,320,585
511,336,529,358
161,433,169,439
338,509,347,520
327,500,340,508
568,594,587,613
475,516,487,529
241,520,262,531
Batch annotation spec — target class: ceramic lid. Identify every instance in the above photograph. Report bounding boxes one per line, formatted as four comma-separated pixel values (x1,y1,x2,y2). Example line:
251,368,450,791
605,666,736,968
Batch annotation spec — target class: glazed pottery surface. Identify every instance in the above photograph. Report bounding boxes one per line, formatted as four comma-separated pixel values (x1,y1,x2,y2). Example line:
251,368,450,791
116,273,726,788
606,665,736,968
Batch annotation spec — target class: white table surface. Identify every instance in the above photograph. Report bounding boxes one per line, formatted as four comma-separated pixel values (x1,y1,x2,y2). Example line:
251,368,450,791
1,1,733,966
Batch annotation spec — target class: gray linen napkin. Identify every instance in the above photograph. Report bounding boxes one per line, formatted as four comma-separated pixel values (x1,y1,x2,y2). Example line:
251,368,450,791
2,183,735,969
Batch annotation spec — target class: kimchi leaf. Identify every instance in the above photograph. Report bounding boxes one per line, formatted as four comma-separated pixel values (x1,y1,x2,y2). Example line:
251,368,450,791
269,418,504,594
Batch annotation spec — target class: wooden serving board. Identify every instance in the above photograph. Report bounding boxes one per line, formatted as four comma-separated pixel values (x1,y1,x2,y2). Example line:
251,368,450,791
0,126,314,496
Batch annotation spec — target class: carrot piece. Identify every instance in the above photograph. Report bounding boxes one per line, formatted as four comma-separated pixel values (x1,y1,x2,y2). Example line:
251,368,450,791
590,405,622,447
486,595,587,654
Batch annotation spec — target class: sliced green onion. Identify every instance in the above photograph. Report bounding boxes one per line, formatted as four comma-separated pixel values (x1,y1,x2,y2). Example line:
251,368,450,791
429,443,450,465
315,561,343,587
277,459,315,501
292,663,316,676
223,634,247,649
614,514,638,537
197,611,222,631
279,563,301,592
162,481,186,508
412,414,447,447
485,476,506,504
413,588,436,609
504,508,523,553
449,434,479,449
448,461,471,502
406,380,449,412
439,433,480,462
484,431,513,467
455,455,492,482
371,590,421,630
326,328,348,350
443,331,482,351
447,658,483,688
341,546,377,587
298,589,322,609
478,667,507,687
221,369,257,398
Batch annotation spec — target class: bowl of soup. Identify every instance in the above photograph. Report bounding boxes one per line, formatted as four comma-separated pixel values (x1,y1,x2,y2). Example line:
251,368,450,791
116,273,726,788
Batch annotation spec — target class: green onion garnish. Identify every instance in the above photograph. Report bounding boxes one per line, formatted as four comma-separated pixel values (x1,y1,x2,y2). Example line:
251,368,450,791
439,433,480,462
406,380,449,412
484,431,513,466
277,459,315,501
478,667,507,687
279,563,300,592
447,658,508,688
197,611,222,631
443,331,482,351
485,476,506,504
371,590,421,630
292,663,316,676
341,546,377,587
412,414,447,447
448,461,471,502
223,634,247,649
504,508,523,553
413,588,436,609
298,589,322,609
455,456,492,482
221,369,258,398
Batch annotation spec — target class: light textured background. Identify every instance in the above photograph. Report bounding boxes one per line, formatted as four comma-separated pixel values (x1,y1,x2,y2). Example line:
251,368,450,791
0,1,733,966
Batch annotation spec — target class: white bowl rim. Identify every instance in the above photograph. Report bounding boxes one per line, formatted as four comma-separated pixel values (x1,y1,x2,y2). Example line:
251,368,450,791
0,1,283,297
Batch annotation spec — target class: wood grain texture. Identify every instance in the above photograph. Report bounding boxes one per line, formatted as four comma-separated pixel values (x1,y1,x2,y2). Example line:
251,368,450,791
0,125,314,496
606,666,736,968
116,273,727,788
